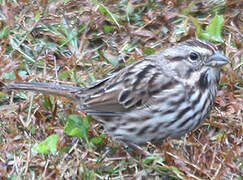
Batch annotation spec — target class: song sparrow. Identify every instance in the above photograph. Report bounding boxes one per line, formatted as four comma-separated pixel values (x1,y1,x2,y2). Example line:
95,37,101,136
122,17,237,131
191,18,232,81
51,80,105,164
1,39,229,146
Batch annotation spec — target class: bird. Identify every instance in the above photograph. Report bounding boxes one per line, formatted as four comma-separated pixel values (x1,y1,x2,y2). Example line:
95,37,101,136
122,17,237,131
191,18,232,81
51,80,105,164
1,39,229,147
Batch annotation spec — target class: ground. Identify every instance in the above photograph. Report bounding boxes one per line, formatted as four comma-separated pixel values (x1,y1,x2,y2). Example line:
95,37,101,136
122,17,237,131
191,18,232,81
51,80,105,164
0,0,242,179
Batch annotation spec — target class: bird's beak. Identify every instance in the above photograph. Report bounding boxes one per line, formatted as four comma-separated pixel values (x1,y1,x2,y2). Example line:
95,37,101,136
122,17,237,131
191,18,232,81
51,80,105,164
206,51,230,67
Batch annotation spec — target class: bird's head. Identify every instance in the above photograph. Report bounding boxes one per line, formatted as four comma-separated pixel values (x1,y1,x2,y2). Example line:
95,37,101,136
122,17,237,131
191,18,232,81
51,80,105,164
162,39,229,90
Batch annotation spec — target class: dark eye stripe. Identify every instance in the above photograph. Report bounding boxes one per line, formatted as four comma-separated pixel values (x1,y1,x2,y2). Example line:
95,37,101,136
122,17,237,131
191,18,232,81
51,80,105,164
164,55,186,61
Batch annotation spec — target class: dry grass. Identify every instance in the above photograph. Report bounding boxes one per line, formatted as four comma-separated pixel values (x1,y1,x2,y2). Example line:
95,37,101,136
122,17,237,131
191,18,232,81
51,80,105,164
0,0,242,179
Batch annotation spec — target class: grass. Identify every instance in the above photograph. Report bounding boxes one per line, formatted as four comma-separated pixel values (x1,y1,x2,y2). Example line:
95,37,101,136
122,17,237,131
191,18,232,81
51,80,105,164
0,0,242,179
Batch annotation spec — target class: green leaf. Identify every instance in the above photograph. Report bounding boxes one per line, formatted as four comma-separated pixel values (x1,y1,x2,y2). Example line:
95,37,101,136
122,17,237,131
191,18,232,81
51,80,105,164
18,71,28,78
171,165,184,176
0,26,10,38
59,19,79,56
121,42,137,53
100,133,107,138
143,156,156,164
143,47,155,56
127,58,135,65
0,92,6,98
10,38,36,63
64,114,90,142
63,0,70,4
93,0,120,28
102,51,119,66
58,70,72,81
181,1,194,15
126,2,134,16
3,71,15,80
34,10,41,20
189,15,202,37
33,134,59,154
42,95,52,110
90,137,103,144
103,25,114,33
210,130,225,141
126,1,134,22
205,14,224,42
190,15,224,42
90,133,106,144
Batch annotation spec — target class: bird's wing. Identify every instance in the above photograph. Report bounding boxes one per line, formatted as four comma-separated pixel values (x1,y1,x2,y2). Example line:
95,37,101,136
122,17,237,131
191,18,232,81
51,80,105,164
81,54,177,115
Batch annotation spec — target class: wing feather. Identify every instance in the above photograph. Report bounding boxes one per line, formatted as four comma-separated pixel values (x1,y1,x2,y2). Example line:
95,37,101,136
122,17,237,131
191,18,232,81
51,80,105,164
81,53,176,114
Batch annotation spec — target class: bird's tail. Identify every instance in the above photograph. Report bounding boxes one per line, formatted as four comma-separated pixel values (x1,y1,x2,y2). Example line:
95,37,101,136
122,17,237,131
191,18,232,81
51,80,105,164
0,81,83,102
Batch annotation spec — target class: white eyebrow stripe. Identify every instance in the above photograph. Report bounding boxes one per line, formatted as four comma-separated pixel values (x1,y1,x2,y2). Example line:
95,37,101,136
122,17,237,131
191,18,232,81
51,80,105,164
183,39,218,53
190,46,213,55
197,39,218,51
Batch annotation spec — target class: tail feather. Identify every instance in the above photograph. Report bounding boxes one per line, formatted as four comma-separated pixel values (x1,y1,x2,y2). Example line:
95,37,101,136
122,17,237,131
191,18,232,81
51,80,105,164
1,81,83,102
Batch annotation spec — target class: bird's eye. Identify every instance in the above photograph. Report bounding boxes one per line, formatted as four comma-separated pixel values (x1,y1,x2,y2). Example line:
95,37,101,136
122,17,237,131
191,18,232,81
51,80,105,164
189,52,198,61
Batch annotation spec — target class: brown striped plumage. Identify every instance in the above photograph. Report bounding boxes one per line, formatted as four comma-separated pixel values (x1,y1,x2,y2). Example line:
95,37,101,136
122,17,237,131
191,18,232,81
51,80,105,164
1,39,229,146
